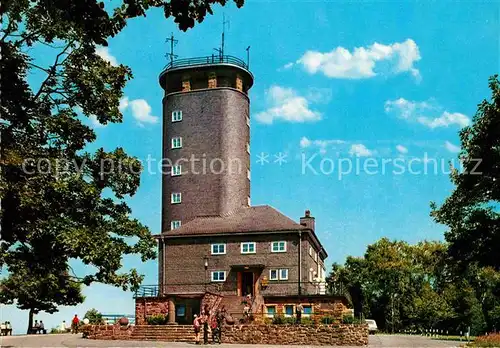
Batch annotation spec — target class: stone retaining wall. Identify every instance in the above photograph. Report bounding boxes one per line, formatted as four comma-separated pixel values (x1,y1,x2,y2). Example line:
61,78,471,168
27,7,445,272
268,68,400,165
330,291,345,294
83,323,368,346
223,324,368,346
82,324,134,340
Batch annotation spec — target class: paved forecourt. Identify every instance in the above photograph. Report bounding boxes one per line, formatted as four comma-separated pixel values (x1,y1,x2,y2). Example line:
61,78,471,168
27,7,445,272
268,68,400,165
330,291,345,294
1,333,464,347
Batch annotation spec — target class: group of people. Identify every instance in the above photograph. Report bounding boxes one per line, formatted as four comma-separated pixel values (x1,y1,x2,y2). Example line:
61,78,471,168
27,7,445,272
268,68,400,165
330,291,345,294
0,322,12,336
29,320,46,334
193,305,226,345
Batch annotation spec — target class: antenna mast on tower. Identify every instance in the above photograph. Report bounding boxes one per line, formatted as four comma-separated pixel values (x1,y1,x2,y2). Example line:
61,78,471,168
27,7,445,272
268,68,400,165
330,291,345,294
165,32,178,64
221,13,230,57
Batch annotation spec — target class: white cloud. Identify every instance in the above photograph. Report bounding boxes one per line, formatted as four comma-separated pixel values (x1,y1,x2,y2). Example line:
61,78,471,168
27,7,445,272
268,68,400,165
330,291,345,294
96,47,118,66
89,115,106,128
349,144,374,157
396,144,408,154
299,136,345,154
291,39,421,80
119,97,129,112
418,112,470,129
444,141,461,153
385,98,470,129
300,136,312,148
255,86,322,124
119,96,159,126
283,62,294,69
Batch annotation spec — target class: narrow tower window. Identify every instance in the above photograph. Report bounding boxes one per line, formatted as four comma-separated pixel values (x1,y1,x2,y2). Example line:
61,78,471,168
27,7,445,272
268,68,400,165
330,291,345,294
171,192,182,204
171,165,182,176
171,137,182,149
172,110,183,122
246,143,250,153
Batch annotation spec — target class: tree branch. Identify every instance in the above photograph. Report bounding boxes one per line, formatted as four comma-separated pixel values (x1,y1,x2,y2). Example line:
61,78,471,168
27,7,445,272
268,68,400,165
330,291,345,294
33,41,74,102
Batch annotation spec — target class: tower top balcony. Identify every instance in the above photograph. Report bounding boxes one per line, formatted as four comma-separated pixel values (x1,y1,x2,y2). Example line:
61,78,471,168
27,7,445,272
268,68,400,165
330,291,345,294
159,55,254,95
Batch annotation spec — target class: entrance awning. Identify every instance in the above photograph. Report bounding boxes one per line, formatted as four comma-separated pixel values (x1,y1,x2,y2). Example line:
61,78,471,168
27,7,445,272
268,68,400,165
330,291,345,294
231,264,265,270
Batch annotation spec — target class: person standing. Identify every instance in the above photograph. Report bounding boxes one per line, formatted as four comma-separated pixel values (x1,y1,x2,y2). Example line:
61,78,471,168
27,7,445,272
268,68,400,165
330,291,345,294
295,304,303,324
211,315,219,344
193,315,201,345
203,312,209,345
71,314,80,334
216,310,224,344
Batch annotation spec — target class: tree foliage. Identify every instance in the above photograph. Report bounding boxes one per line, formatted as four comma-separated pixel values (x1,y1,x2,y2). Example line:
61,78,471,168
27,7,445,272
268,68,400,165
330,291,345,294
0,0,243,331
431,75,500,270
84,308,104,324
327,238,500,335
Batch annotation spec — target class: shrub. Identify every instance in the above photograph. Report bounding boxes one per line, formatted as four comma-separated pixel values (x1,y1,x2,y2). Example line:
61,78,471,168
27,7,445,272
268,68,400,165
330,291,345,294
272,315,285,324
470,333,500,347
301,317,314,326
321,316,337,324
342,315,354,324
84,308,104,324
146,314,168,325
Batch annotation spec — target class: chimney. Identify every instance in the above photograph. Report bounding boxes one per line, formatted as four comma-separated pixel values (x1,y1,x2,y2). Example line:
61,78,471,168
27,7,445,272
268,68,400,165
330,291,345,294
300,209,315,232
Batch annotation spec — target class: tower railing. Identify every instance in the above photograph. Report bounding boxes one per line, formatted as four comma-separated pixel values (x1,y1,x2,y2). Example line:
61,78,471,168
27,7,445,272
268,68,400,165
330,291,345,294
162,55,249,72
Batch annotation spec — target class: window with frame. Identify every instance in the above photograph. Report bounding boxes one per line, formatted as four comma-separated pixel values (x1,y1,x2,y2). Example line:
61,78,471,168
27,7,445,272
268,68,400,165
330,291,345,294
246,117,250,127
314,251,318,262
271,241,286,253
171,192,182,204
303,305,312,316
246,143,250,153
171,220,181,229
211,244,226,255
285,305,294,317
270,269,288,281
172,110,183,122
171,137,182,149
247,169,250,180
269,269,278,281
171,165,182,176
241,242,256,254
266,305,276,318
211,271,226,282
247,196,251,206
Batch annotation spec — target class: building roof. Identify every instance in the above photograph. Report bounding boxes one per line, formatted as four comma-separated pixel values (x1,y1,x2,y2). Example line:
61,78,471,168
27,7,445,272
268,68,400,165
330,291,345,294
158,205,329,259
162,205,306,236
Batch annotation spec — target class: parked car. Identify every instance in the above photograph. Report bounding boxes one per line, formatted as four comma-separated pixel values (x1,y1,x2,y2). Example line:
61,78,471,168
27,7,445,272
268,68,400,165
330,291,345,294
365,319,378,334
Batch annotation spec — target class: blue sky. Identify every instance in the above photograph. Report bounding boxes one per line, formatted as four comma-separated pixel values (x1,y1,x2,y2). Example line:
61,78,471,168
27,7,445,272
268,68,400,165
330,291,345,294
2,0,499,334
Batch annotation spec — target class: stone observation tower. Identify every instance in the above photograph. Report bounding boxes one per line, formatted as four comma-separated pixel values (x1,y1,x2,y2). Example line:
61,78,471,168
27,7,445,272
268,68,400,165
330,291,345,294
159,55,254,232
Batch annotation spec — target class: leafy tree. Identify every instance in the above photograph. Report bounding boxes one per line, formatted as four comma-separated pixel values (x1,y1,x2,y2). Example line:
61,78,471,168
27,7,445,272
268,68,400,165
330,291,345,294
0,0,243,332
84,308,103,324
0,258,84,334
431,75,500,271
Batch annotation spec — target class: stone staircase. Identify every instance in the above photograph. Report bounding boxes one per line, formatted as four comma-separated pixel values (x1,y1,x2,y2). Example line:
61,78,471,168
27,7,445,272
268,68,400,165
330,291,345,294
219,295,246,321
130,325,195,342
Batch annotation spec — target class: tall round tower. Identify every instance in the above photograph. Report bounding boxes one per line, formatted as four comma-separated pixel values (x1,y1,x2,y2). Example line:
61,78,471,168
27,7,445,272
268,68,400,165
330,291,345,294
159,55,254,232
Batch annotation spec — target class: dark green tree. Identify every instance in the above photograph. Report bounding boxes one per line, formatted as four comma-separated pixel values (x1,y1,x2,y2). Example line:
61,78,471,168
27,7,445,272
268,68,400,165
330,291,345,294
84,308,104,324
431,75,500,271
0,258,84,334
0,0,243,332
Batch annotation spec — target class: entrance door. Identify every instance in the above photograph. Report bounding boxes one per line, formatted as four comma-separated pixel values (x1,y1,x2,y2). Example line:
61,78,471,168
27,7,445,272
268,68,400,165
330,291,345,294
241,272,254,296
